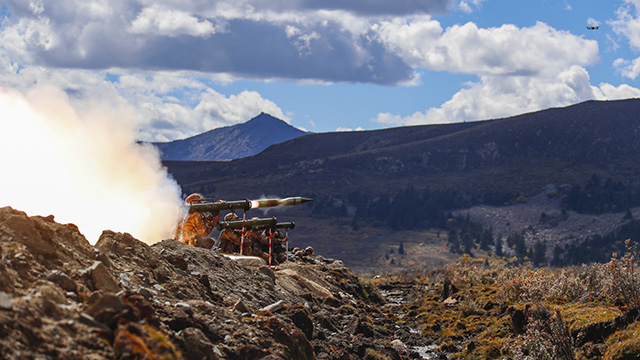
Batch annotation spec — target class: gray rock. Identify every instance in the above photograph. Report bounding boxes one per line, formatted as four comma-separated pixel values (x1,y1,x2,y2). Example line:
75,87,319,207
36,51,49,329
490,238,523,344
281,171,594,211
86,261,120,293
233,299,252,314
208,323,219,336
0,291,12,310
136,287,156,299
181,327,221,360
258,300,285,313
119,273,131,289
77,313,111,332
84,293,124,317
258,266,276,282
46,270,78,293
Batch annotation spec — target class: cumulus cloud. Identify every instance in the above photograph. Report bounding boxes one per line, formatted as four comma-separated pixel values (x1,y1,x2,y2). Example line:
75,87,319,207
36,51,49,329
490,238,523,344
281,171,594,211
0,0,603,87
128,4,218,37
335,126,364,132
594,82,640,99
613,57,640,79
611,0,640,79
375,19,599,76
300,0,450,16
611,0,640,51
0,0,419,84
114,78,290,141
369,17,619,126
457,0,485,14
374,66,640,126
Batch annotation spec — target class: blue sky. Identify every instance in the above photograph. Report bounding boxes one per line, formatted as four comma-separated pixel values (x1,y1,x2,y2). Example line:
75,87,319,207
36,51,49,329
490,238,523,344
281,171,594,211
2,0,640,140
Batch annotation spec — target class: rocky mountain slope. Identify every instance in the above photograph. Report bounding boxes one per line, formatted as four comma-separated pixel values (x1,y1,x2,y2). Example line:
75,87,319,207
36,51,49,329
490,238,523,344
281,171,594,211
0,206,432,359
153,113,308,161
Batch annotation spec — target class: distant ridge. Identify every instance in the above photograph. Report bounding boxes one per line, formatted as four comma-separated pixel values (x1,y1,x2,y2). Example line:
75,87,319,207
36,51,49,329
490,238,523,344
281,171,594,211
165,98,640,198
153,113,308,161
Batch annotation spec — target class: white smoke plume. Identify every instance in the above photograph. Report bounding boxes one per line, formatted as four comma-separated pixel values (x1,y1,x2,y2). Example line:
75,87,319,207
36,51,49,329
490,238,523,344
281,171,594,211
0,86,185,244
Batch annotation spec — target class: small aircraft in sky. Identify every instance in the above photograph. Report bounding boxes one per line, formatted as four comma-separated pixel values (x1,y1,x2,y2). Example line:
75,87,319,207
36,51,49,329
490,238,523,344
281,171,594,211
586,26,599,30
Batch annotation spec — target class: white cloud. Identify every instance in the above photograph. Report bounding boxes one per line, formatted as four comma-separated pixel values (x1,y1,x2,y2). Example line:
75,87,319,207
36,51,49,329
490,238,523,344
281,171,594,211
611,1,640,50
0,17,58,59
285,25,321,57
614,57,640,79
370,17,622,127
335,126,364,132
612,0,640,43
457,0,485,14
0,0,415,84
611,1,640,79
375,19,598,76
592,82,640,100
587,18,601,27
129,5,218,37
374,65,640,126
194,89,288,125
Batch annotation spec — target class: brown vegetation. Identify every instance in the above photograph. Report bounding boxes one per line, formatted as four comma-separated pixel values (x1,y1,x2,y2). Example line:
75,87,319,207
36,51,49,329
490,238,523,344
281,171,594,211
393,247,640,359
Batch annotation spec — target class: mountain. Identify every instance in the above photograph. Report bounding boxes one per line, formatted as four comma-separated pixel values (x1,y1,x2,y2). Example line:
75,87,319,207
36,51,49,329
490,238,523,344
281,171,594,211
153,113,308,161
162,99,640,267
166,99,640,198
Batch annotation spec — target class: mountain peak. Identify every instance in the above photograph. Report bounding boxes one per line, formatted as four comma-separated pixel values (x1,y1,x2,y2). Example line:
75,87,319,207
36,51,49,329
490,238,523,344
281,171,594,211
244,112,289,127
154,113,307,161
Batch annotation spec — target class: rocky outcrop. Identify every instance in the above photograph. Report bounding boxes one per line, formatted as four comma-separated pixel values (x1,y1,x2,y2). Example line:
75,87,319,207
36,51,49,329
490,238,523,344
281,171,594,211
0,207,428,359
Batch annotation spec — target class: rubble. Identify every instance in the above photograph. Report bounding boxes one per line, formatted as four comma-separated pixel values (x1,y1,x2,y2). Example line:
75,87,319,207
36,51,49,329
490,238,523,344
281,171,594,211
0,207,430,359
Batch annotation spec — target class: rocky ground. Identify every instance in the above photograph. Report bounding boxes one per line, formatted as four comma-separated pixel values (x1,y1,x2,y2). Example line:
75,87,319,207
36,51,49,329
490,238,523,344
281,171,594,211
0,206,436,360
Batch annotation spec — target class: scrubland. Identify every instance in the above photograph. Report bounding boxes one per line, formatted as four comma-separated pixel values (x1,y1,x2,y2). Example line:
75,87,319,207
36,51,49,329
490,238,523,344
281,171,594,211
378,241,640,359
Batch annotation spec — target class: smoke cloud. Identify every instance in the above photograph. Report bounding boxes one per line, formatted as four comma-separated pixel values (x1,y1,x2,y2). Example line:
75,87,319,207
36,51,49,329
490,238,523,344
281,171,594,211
0,86,185,244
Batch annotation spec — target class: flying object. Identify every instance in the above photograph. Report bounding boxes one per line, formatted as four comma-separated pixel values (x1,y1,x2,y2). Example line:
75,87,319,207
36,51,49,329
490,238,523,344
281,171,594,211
586,26,599,30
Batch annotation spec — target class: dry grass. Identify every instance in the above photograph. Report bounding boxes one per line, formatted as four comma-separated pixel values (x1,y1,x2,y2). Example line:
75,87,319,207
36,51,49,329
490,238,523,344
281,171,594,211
400,242,640,359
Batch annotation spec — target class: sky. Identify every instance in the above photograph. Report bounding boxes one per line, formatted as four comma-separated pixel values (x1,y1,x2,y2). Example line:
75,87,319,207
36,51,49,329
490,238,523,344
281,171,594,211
2,0,640,141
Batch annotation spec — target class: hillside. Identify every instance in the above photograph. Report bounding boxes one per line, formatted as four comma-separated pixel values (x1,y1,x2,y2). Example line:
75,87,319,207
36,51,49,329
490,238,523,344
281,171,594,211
0,207,431,359
162,99,640,268
165,99,640,196
153,113,308,161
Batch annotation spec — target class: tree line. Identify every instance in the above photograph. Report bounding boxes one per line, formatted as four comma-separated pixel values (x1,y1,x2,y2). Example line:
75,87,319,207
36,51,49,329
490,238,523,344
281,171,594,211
563,174,640,214
310,176,640,266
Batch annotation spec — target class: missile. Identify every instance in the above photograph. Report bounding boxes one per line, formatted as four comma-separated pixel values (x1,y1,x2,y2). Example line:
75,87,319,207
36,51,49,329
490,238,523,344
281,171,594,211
189,197,312,213
249,197,313,209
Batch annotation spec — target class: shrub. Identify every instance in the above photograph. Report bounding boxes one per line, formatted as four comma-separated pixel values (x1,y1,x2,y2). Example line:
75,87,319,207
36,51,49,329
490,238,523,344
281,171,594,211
597,240,640,308
515,305,575,360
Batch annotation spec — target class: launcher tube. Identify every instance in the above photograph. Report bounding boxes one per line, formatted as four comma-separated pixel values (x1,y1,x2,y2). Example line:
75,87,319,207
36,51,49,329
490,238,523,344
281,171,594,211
218,217,278,229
